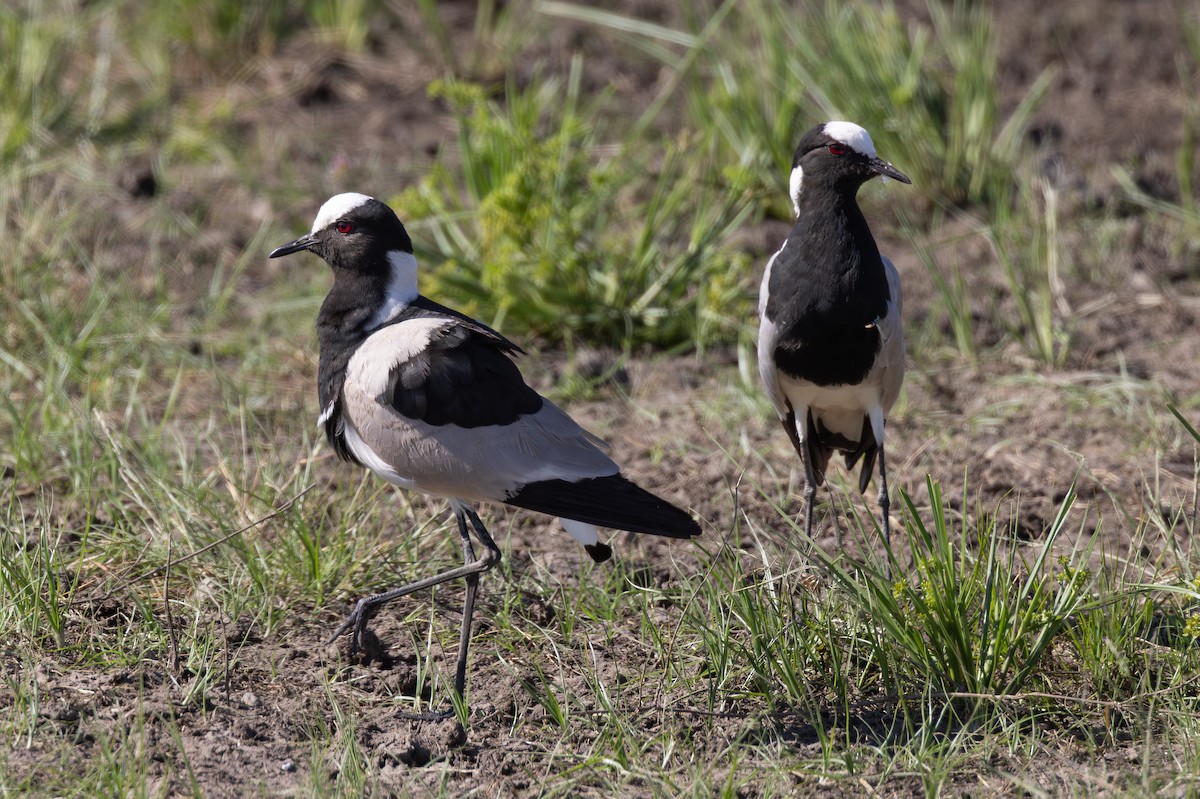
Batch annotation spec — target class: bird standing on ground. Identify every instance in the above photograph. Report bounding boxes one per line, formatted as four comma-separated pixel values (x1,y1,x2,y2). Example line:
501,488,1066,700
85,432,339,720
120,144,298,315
270,193,700,714
757,121,909,554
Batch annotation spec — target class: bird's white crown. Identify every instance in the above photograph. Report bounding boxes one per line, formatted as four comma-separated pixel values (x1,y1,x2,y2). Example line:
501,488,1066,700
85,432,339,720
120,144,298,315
822,121,877,159
311,192,374,234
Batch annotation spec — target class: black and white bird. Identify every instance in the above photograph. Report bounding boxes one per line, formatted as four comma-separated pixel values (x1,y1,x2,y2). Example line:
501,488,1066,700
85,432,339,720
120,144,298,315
757,121,909,554
269,193,700,710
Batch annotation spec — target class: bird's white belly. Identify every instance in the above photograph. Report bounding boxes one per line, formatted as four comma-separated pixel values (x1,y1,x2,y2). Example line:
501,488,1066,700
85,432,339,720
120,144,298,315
777,376,880,443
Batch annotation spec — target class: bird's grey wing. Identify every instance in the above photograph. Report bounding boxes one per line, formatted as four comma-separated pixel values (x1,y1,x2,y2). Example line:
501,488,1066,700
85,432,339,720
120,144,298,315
756,241,793,421
883,255,903,315
341,317,617,501
878,255,905,413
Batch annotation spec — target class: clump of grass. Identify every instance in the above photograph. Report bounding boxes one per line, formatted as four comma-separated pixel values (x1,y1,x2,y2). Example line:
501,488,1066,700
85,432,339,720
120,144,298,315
903,210,979,363
988,176,1073,367
395,65,756,350
305,0,382,53
412,0,541,80
140,1,290,70
570,0,1052,211
139,0,383,69
880,479,1087,698
0,502,72,648
811,479,1088,710
1063,573,1157,702
705,473,1093,721
0,7,80,165
1110,6,1200,260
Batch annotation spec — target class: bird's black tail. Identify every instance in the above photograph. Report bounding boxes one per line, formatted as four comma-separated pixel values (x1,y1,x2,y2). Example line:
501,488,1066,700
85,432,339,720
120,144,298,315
504,475,701,539
785,410,878,494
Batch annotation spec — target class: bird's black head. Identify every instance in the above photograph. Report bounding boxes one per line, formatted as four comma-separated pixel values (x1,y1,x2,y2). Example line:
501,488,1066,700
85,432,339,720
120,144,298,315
788,121,910,213
269,193,413,273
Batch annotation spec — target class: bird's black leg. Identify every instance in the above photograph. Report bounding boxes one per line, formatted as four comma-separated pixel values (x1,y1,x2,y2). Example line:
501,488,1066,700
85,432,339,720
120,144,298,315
877,440,892,579
326,503,501,672
447,506,501,703
803,478,817,543
452,506,479,702
798,435,820,547
784,409,820,548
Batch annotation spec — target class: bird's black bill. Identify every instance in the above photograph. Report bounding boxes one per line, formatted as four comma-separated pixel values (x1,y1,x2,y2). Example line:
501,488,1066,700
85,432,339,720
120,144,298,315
269,233,317,258
869,157,912,184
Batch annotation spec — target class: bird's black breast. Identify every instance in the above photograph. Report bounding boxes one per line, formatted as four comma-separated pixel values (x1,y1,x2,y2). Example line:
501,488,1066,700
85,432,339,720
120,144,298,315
316,329,361,464
765,208,890,387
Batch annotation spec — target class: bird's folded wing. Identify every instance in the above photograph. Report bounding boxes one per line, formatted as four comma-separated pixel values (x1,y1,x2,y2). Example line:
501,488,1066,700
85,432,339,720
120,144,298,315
756,242,793,420
878,256,906,413
341,313,618,501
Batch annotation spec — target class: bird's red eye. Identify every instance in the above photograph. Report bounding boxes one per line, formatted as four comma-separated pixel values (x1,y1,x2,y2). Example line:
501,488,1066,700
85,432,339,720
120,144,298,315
828,144,847,156
336,220,353,234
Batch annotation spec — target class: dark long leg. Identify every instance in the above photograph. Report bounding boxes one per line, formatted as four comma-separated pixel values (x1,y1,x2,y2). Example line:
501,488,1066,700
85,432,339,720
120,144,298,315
877,440,892,579
784,408,821,546
803,475,817,542
798,421,820,546
327,504,501,705
453,518,478,701
449,507,501,700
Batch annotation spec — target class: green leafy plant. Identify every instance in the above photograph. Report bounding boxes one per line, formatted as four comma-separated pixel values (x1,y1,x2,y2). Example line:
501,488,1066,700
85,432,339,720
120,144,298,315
396,67,756,350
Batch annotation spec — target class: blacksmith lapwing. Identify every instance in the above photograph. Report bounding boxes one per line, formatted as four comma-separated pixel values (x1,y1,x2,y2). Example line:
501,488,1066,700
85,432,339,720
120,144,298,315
270,193,701,712
757,121,909,555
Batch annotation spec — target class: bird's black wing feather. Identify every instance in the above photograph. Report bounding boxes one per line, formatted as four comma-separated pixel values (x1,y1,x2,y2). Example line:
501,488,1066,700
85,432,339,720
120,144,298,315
506,475,701,539
379,299,542,428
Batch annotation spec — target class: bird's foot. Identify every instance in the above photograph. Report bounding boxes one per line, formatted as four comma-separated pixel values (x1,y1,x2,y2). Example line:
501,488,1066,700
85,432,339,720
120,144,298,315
326,598,388,663
398,706,458,722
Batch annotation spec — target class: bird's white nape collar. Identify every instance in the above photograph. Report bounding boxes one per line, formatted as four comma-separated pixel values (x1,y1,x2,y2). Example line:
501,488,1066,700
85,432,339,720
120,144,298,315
311,192,374,233
367,250,420,328
822,121,877,159
789,165,804,217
